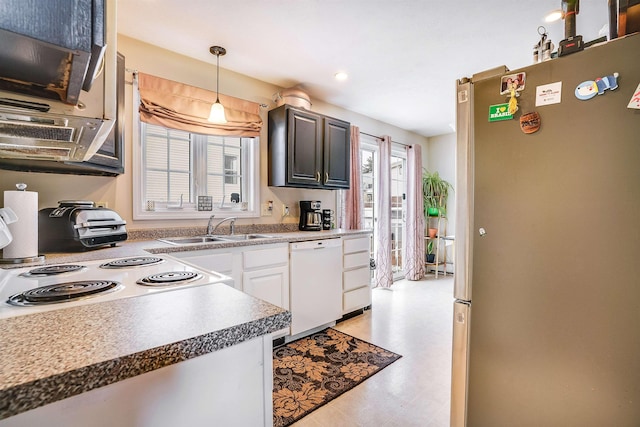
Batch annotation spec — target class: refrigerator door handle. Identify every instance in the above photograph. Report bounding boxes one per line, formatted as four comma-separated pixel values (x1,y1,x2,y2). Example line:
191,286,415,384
454,79,474,302
451,300,471,427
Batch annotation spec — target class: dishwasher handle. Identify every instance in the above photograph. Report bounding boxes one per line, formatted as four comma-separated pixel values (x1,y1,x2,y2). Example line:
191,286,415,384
290,238,341,251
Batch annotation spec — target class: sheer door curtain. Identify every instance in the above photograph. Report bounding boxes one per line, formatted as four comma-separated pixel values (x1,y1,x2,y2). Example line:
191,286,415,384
375,136,393,288
403,143,425,281
341,125,363,230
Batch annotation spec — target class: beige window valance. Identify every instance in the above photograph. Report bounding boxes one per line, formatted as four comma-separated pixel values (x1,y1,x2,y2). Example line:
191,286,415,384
137,72,262,137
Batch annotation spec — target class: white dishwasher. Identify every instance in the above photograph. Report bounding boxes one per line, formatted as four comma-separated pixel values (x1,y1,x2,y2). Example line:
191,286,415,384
289,238,343,336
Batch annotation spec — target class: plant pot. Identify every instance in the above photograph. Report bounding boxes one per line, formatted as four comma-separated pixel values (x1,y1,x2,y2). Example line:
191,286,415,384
428,228,437,239
427,207,440,217
426,253,435,263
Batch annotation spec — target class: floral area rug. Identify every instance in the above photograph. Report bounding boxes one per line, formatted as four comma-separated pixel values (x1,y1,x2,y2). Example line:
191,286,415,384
272,328,402,427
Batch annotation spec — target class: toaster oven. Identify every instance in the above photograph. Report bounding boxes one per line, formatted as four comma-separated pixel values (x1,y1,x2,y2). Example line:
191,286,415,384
38,201,127,252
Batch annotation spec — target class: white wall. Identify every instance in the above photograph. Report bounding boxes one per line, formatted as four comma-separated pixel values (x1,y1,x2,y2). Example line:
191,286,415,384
0,35,428,231
425,132,455,236
426,132,456,272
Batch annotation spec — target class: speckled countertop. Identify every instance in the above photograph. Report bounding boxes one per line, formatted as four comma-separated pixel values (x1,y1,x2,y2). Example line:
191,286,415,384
0,284,291,419
40,226,371,267
0,227,370,419
3,226,371,266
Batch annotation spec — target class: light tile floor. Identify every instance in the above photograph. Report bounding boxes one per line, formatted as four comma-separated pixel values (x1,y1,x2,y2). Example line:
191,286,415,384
292,275,454,427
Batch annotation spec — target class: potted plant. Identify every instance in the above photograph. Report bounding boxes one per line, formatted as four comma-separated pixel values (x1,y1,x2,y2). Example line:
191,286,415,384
422,170,453,218
426,240,435,264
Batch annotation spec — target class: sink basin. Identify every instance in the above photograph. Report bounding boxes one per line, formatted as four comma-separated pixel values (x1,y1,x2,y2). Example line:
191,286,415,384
217,234,274,241
158,236,228,245
159,234,273,245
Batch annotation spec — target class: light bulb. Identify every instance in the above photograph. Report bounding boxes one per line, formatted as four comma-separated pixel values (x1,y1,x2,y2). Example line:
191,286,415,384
208,101,227,123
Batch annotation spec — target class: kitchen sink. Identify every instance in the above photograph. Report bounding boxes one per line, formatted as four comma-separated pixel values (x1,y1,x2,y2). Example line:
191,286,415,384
217,234,274,241
159,234,273,245
158,236,228,245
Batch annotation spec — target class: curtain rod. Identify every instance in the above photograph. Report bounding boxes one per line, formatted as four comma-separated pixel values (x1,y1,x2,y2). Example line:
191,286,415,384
126,68,268,108
359,131,411,148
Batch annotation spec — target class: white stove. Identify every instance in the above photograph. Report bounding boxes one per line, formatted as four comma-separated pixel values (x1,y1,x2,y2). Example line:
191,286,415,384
0,255,233,319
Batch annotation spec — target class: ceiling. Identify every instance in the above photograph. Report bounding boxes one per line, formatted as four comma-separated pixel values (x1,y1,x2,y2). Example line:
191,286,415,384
117,0,610,137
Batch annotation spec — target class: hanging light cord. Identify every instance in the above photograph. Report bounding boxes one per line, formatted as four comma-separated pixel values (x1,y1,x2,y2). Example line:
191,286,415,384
215,50,221,103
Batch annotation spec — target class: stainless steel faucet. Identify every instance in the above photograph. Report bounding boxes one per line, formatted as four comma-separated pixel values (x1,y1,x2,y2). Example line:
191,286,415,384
207,216,237,235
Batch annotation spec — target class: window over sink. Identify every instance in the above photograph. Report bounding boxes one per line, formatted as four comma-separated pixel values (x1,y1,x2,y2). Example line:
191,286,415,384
133,122,259,220
132,72,263,221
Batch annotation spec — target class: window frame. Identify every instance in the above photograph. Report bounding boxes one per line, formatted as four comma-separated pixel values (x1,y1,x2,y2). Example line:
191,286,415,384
224,154,239,185
132,87,260,221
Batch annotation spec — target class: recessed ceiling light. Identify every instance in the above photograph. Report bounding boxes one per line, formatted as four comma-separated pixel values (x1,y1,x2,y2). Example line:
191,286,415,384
545,9,563,22
334,72,348,81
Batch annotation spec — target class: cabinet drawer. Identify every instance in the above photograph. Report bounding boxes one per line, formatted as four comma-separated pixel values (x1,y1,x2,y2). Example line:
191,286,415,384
178,252,233,275
243,245,288,270
343,266,370,292
344,251,369,270
343,236,370,254
343,286,371,313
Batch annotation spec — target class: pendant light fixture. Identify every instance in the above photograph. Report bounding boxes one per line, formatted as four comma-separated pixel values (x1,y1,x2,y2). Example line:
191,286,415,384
208,45,227,123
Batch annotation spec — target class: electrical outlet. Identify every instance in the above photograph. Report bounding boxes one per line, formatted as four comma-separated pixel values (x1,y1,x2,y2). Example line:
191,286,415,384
96,201,108,208
261,204,271,216
283,204,290,217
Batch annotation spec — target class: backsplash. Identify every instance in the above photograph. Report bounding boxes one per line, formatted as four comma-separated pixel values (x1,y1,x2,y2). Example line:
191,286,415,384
128,223,300,241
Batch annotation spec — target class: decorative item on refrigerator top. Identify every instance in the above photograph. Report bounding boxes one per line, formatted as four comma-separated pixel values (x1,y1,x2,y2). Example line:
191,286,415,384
38,200,127,252
299,201,322,231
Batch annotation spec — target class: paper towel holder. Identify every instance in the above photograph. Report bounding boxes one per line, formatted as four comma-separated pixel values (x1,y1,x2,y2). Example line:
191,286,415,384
0,182,45,265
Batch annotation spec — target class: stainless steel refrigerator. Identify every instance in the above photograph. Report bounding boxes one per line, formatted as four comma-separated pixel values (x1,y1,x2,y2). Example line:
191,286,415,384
451,33,640,426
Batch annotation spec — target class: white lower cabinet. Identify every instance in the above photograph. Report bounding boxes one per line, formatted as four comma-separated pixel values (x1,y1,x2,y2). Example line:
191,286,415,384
168,235,372,332
174,244,290,337
242,245,290,338
242,266,289,309
342,236,372,314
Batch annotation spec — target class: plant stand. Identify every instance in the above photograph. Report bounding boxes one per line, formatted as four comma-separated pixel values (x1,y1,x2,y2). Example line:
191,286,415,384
425,213,447,278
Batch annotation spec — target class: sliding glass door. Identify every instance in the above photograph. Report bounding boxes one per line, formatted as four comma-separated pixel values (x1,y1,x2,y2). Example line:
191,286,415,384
361,139,377,266
358,136,407,281
390,148,407,280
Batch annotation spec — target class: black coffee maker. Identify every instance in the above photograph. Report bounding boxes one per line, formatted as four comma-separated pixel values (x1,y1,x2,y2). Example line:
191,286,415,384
299,201,322,231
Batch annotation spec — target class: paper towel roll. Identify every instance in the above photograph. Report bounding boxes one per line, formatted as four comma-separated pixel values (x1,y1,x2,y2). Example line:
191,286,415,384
3,188,38,259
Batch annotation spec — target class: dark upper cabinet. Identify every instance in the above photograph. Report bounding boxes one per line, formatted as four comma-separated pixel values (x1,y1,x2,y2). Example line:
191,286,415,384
323,117,350,189
0,0,106,104
287,107,323,187
268,105,350,190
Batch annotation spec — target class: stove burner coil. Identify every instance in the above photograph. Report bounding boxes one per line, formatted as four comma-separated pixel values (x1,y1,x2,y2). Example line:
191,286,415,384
20,264,86,277
137,271,202,286
7,280,122,306
100,257,164,269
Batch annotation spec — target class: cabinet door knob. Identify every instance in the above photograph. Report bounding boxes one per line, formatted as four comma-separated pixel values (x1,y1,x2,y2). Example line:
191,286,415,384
324,172,329,183
315,171,321,182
